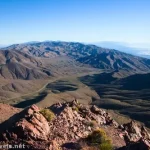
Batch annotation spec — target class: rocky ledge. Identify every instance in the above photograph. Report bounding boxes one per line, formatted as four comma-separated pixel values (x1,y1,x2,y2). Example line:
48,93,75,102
0,100,150,150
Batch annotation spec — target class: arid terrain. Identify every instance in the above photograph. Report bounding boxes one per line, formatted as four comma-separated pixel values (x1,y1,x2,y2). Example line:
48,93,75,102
0,100,150,150
1,42,150,127
0,42,150,149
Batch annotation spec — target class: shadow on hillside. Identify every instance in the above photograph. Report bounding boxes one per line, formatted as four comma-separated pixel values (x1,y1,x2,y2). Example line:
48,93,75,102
46,81,78,92
79,72,116,85
79,73,150,128
0,109,25,133
13,93,47,108
118,73,150,90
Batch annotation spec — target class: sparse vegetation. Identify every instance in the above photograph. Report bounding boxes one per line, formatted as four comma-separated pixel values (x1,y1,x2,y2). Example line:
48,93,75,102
89,120,98,127
86,129,113,150
99,143,112,150
72,106,79,112
40,109,55,121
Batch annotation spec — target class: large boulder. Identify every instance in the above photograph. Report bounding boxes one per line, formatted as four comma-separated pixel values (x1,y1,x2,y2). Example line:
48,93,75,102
1,104,50,141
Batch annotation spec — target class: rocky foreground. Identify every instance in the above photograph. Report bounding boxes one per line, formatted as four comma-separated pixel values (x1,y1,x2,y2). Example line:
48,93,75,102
0,100,150,150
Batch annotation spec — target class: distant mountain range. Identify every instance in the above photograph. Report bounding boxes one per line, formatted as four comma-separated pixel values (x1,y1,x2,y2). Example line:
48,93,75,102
3,41,150,74
2,41,150,58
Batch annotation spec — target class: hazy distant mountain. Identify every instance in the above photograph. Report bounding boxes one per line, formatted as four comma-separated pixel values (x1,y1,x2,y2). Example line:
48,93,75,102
93,41,150,58
22,41,40,45
130,43,150,49
0,45,8,48
3,41,150,73
93,41,137,53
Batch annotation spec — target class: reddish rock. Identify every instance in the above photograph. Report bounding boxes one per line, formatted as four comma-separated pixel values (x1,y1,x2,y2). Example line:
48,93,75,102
1,104,50,142
0,101,150,150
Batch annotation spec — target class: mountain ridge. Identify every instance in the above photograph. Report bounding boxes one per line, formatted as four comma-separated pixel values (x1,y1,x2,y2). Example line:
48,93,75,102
2,41,150,74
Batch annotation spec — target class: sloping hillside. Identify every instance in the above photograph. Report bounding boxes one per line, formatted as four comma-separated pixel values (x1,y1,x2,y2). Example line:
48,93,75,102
116,73,150,90
0,49,98,101
0,50,52,101
0,50,51,80
79,72,150,128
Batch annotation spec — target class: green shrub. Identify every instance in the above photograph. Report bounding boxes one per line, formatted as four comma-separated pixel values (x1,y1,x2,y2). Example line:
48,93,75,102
86,129,113,150
99,142,112,150
40,109,55,122
72,106,79,112
89,120,98,127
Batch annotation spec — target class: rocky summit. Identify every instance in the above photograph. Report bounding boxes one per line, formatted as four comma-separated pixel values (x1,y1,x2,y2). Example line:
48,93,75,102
0,100,150,150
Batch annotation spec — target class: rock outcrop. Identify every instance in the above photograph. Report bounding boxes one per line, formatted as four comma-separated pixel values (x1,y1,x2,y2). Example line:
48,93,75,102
0,100,150,150
0,104,50,149
122,121,150,150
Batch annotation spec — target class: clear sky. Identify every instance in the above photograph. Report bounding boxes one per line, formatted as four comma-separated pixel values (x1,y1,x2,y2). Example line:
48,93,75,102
0,0,150,45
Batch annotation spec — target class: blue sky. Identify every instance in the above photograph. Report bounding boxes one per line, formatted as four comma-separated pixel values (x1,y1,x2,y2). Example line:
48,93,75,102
0,0,150,45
